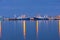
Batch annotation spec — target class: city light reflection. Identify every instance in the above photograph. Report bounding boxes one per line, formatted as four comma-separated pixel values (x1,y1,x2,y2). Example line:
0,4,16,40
36,20,38,39
23,20,26,40
0,21,2,38
59,20,60,38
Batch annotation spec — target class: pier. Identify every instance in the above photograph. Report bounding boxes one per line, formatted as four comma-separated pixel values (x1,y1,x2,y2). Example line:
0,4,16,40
0,15,60,21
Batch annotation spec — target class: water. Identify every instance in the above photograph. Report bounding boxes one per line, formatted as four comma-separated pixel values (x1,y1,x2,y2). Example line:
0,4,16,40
0,20,60,40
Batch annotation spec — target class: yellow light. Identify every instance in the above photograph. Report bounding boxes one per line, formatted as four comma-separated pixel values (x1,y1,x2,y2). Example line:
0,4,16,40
0,21,2,38
59,20,60,37
36,20,38,38
23,20,26,40
36,21,38,33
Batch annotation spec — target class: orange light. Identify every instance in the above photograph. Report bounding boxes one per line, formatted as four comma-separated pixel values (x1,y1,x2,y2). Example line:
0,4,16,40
0,21,2,38
36,21,38,33
23,20,26,40
36,20,38,39
59,20,60,37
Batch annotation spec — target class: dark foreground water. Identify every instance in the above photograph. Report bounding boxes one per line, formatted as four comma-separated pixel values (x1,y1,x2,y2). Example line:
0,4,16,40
0,20,60,40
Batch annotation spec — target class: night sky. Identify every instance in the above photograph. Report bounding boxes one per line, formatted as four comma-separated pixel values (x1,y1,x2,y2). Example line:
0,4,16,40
0,0,60,17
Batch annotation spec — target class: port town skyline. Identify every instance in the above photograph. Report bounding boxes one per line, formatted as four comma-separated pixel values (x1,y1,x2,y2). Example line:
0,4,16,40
0,14,60,21
0,0,60,40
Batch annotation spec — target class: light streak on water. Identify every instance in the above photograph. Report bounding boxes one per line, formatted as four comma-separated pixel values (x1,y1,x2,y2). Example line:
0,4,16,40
0,21,2,38
58,20,60,37
36,21,38,35
36,20,38,40
23,20,26,40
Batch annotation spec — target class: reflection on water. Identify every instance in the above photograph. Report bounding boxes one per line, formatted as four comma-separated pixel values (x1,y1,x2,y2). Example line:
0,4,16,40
1,20,60,40
0,21,2,38
36,20,38,39
23,20,26,40
58,20,60,37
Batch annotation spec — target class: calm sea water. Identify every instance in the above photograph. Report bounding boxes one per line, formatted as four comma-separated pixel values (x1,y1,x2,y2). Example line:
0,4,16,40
0,20,60,40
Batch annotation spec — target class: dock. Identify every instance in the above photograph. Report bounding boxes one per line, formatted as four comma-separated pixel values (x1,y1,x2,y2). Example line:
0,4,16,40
5,17,60,21
0,15,60,21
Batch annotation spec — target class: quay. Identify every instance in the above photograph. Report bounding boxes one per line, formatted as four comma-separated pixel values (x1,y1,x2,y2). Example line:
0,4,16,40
8,17,49,20
0,15,60,21
5,17,60,21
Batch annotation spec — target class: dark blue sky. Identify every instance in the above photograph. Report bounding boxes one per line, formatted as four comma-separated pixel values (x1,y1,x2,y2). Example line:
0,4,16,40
0,0,60,17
